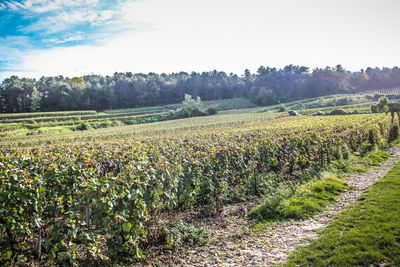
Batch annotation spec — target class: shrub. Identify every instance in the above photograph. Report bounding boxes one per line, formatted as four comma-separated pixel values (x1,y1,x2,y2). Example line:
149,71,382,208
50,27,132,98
191,109,208,117
329,109,348,115
278,104,286,112
371,104,378,113
288,110,299,116
371,96,389,113
376,96,389,112
291,104,304,110
182,94,203,117
313,111,324,116
76,122,92,131
335,97,350,106
206,106,218,115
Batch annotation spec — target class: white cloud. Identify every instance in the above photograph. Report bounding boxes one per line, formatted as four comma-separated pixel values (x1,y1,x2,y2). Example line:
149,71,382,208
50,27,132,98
6,0,116,34
21,8,117,33
44,32,86,44
4,1,24,11
0,71,38,81
5,0,99,13
10,27,399,80
0,36,32,70
2,0,400,80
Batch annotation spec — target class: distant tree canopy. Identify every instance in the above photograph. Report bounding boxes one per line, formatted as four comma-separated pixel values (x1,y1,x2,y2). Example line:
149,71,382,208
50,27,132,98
30,86,40,112
1,65,400,113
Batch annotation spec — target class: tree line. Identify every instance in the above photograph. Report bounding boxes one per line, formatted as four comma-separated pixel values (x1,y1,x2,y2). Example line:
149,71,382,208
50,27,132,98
1,65,400,113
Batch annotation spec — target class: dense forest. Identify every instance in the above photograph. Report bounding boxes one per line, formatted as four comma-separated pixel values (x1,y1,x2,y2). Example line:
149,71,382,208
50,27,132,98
1,65,400,113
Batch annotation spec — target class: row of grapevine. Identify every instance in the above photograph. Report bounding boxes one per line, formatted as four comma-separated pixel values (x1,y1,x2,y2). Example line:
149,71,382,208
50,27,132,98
0,98,256,123
0,113,395,265
1,111,171,124
0,111,285,148
360,87,400,96
12,112,172,128
0,110,97,120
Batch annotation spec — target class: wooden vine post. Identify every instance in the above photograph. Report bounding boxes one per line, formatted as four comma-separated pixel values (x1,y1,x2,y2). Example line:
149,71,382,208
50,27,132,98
37,175,43,259
86,195,92,267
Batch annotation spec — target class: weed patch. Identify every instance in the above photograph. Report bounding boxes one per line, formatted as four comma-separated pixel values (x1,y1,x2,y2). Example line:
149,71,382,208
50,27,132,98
330,160,368,174
249,175,349,222
366,151,390,166
162,221,209,249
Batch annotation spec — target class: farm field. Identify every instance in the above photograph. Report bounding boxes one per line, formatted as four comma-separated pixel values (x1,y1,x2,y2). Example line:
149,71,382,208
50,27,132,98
2,0,400,265
0,98,257,140
1,96,399,266
0,94,376,147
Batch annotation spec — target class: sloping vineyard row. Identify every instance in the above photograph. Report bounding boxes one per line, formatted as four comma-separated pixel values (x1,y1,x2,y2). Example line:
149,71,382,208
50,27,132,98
0,111,285,148
0,113,395,265
360,87,400,96
0,110,97,120
1,111,170,124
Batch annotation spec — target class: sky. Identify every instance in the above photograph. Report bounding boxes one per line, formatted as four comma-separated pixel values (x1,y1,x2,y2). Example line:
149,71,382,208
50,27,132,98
0,0,399,81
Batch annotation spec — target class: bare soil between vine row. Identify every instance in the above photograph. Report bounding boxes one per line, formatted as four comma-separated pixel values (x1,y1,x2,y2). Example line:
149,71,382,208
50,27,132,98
144,146,400,267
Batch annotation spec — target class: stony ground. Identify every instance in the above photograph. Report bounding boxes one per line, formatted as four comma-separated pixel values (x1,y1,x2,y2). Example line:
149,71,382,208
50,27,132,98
144,147,400,267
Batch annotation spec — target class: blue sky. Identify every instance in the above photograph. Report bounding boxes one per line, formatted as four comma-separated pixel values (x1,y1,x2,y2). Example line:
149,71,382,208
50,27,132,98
1,0,400,81
0,0,130,72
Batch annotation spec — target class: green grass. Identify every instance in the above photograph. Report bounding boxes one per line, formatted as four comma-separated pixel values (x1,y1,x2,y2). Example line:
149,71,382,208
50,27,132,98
366,150,390,166
249,175,349,222
249,149,390,223
284,160,400,266
330,160,369,174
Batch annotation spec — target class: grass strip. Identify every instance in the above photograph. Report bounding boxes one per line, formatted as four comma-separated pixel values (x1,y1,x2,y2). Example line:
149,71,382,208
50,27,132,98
249,175,349,222
284,160,400,266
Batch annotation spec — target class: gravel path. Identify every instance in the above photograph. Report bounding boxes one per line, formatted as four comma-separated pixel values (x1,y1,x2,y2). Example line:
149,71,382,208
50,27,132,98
147,147,400,266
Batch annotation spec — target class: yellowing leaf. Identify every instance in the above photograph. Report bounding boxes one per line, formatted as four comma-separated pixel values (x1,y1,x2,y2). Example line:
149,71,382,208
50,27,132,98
122,222,132,232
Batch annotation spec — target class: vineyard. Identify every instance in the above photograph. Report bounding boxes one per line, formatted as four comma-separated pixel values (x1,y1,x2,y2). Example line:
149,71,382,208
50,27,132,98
0,109,397,265
2,0,400,264
0,98,258,139
359,87,400,96
0,94,380,148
